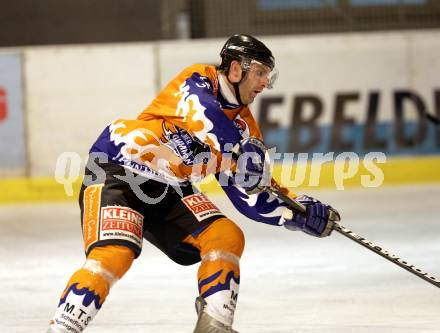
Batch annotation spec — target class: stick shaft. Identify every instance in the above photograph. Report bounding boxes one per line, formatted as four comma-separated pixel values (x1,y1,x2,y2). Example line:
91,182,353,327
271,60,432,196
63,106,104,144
266,186,440,289
334,223,440,288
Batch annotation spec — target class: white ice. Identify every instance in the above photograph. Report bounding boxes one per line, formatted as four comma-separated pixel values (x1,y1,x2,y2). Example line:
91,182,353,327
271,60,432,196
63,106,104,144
0,184,439,333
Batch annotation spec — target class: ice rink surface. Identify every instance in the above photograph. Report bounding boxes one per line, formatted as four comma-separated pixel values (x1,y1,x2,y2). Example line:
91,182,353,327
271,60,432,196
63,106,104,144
0,184,439,333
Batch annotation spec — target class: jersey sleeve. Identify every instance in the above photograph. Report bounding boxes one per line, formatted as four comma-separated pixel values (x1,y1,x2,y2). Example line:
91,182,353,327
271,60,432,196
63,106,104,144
175,72,242,154
216,106,298,225
217,174,296,226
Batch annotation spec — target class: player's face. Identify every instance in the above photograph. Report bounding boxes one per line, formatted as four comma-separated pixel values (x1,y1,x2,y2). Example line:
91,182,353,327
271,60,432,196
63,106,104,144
239,63,271,104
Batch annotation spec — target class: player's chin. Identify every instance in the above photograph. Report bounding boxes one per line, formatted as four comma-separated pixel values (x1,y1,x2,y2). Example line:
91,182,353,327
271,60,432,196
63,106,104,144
246,95,256,104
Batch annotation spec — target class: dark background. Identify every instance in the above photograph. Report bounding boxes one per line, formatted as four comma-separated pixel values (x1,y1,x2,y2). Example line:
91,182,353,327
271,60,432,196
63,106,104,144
1,0,440,47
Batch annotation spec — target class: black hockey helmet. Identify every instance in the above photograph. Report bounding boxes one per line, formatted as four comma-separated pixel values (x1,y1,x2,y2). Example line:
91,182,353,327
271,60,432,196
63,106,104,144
219,34,278,93
220,34,275,70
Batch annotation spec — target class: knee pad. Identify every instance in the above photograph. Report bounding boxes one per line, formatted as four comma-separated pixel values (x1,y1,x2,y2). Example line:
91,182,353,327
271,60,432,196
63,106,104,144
194,218,245,259
60,245,135,304
87,244,135,280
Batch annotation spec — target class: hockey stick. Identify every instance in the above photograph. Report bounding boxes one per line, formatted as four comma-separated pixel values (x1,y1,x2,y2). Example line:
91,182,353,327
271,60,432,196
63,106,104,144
265,186,440,289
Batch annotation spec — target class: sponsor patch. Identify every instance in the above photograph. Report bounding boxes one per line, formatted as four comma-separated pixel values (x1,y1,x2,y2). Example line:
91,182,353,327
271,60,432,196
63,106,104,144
99,206,144,248
182,193,223,222
83,184,104,253
52,283,101,332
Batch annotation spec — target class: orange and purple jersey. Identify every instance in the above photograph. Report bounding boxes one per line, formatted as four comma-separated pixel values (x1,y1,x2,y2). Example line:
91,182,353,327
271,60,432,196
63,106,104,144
91,65,259,182
90,64,292,226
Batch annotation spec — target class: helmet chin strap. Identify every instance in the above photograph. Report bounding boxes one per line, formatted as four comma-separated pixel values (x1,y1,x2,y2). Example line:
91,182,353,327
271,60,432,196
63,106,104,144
233,82,243,105
224,60,251,105
226,68,246,105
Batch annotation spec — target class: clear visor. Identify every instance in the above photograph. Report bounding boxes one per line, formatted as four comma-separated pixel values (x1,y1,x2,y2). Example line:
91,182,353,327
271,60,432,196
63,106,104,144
242,59,278,89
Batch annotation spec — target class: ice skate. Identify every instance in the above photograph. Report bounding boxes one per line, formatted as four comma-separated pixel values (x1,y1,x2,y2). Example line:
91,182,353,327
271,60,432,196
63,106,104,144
193,297,239,333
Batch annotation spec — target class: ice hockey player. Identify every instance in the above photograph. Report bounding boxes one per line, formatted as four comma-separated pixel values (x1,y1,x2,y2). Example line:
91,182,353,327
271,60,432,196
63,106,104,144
47,34,339,332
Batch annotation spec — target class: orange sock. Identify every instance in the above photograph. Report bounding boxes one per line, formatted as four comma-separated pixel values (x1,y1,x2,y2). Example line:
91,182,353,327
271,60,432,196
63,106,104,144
49,245,134,332
184,218,244,326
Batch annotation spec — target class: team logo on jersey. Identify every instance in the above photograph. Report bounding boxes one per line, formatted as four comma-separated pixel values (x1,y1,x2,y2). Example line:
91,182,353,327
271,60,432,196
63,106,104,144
162,123,211,166
182,193,223,221
233,118,249,136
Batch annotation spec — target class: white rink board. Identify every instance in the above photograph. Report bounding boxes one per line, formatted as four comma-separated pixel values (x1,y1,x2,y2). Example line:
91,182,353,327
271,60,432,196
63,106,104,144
23,44,157,176
0,184,439,332
158,30,440,126
157,38,224,89
1,29,439,176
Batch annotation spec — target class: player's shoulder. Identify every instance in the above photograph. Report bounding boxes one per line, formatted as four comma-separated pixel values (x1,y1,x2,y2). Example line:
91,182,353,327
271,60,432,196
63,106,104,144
181,64,217,81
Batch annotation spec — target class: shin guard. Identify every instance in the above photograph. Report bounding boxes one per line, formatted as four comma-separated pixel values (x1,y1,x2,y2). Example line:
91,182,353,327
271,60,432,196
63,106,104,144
198,251,240,327
185,218,244,328
48,245,134,332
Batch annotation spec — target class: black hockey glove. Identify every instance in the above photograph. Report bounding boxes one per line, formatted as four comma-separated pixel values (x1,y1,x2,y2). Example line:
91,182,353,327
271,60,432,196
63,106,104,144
281,195,340,237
